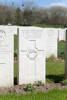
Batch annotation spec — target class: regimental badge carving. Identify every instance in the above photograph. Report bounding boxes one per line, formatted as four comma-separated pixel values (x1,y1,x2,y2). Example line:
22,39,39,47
0,30,6,45
27,49,38,60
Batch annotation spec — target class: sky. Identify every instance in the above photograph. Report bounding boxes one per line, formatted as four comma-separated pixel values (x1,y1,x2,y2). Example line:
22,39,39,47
0,0,67,8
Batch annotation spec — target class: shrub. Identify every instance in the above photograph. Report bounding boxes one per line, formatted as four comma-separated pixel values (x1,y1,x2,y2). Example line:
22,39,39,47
24,84,35,92
59,50,65,59
61,79,67,85
46,55,56,62
58,41,65,59
36,81,43,86
14,51,17,58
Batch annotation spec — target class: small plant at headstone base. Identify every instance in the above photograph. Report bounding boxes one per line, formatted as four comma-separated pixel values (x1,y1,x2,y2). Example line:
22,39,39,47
36,81,43,86
24,84,35,92
61,79,67,85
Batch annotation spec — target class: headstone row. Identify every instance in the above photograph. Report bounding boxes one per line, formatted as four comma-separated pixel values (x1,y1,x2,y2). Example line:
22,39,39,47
18,27,58,84
0,25,66,41
0,27,14,87
0,27,60,87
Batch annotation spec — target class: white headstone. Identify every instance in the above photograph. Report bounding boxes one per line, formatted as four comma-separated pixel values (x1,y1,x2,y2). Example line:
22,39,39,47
58,29,66,41
0,27,14,87
46,29,58,58
18,27,47,84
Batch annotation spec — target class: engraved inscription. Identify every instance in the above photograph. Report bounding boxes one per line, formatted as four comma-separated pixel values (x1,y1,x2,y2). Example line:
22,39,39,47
26,49,38,60
0,30,6,44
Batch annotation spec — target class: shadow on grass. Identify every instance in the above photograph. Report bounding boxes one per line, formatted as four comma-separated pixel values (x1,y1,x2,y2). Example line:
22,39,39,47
46,74,64,83
14,77,17,85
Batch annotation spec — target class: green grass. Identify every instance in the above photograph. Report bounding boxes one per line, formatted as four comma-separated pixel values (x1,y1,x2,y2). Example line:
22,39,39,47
0,89,67,100
14,62,17,79
58,41,65,59
33,24,64,28
46,61,65,82
14,35,17,52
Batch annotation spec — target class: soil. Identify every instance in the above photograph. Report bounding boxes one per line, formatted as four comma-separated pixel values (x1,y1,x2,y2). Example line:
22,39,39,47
54,58,64,62
0,82,67,94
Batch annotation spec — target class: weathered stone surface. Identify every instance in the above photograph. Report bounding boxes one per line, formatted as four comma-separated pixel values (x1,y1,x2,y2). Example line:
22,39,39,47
0,27,14,87
46,28,58,58
18,27,47,85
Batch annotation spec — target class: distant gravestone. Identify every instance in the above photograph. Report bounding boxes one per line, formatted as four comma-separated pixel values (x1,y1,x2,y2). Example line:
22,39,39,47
0,28,14,87
18,27,47,84
46,29,58,58
58,29,66,41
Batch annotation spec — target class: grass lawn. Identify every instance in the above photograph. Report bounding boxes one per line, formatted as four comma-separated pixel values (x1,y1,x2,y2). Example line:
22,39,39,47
14,62,17,78
14,35,17,52
46,61,65,82
58,41,65,59
0,89,67,100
